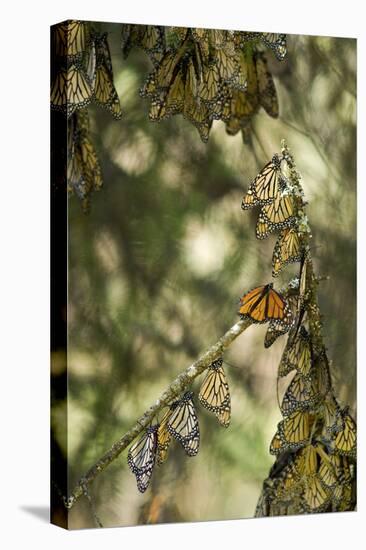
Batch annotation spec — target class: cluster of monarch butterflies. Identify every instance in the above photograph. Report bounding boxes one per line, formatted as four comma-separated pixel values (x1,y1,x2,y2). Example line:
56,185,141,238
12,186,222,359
123,25,287,142
51,20,122,208
255,441,356,515
51,23,287,207
240,149,356,515
128,358,231,492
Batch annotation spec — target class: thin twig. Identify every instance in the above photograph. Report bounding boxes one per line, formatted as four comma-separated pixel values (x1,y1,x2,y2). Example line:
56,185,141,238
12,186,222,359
81,481,104,528
66,318,251,509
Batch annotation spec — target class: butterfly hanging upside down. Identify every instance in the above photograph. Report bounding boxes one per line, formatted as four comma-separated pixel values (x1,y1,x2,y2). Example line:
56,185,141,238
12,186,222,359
128,425,159,493
198,358,231,427
166,391,200,457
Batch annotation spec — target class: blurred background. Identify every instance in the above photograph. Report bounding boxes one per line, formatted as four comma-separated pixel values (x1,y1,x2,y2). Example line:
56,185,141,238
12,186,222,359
57,25,356,528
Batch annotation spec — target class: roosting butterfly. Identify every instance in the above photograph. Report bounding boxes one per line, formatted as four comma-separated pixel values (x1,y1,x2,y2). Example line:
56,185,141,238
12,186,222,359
238,283,292,326
128,425,159,493
167,391,200,456
199,358,231,427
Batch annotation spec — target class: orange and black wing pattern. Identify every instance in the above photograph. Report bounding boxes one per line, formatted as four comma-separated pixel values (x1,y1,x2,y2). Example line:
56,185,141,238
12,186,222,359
238,283,292,326
241,154,282,209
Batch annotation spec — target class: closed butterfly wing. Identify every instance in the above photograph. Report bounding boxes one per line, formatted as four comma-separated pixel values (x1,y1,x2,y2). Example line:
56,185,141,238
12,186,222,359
165,69,185,116
256,52,279,118
313,351,332,397
264,321,289,348
128,425,158,493
272,228,302,277
318,452,341,489
157,403,179,465
199,62,220,103
241,154,282,209
53,20,87,58
334,412,357,456
269,429,286,456
214,48,239,84
281,372,320,415
283,327,312,378
198,358,231,427
167,391,200,456
260,33,287,61
94,33,122,119
51,63,93,118
304,475,331,511
259,193,295,235
210,84,232,122
280,410,314,450
139,25,165,61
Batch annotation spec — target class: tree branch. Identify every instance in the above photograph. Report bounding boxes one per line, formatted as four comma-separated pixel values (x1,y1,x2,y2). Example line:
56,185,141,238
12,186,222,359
66,318,251,509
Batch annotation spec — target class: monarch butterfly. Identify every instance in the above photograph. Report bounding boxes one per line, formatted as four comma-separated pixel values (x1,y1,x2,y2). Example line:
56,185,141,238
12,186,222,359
164,70,186,116
270,423,311,457
198,358,231,427
264,321,289,348
256,193,295,239
139,25,166,59
190,28,210,61
333,481,353,511
68,111,102,202
269,430,286,455
272,228,302,277
51,63,93,118
321,393,343,438
304,474,331,511
184,98,212,143
122,24,165,65
211,84,232,122
167,391,200,456
69,136,103,195
280,410,314,448
156,402,179,465
128,425,158,493
318,452,342,488
280,372,320,415
191,28,209,45
210,29,229,50
225,90,251,136
241,154,282,209
264,295,297,348
256,52,279,118
312,351,332,397
260,33,287,61
239,283,292,326
199,62,220,103
92,33,122,120
281,462,302,493
214,48,239,84
184,58,199,99
279,326,312,379
231,60,247,92
169,26,190,47
156,48,186,89
334,412,356,456
53,20,87,59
